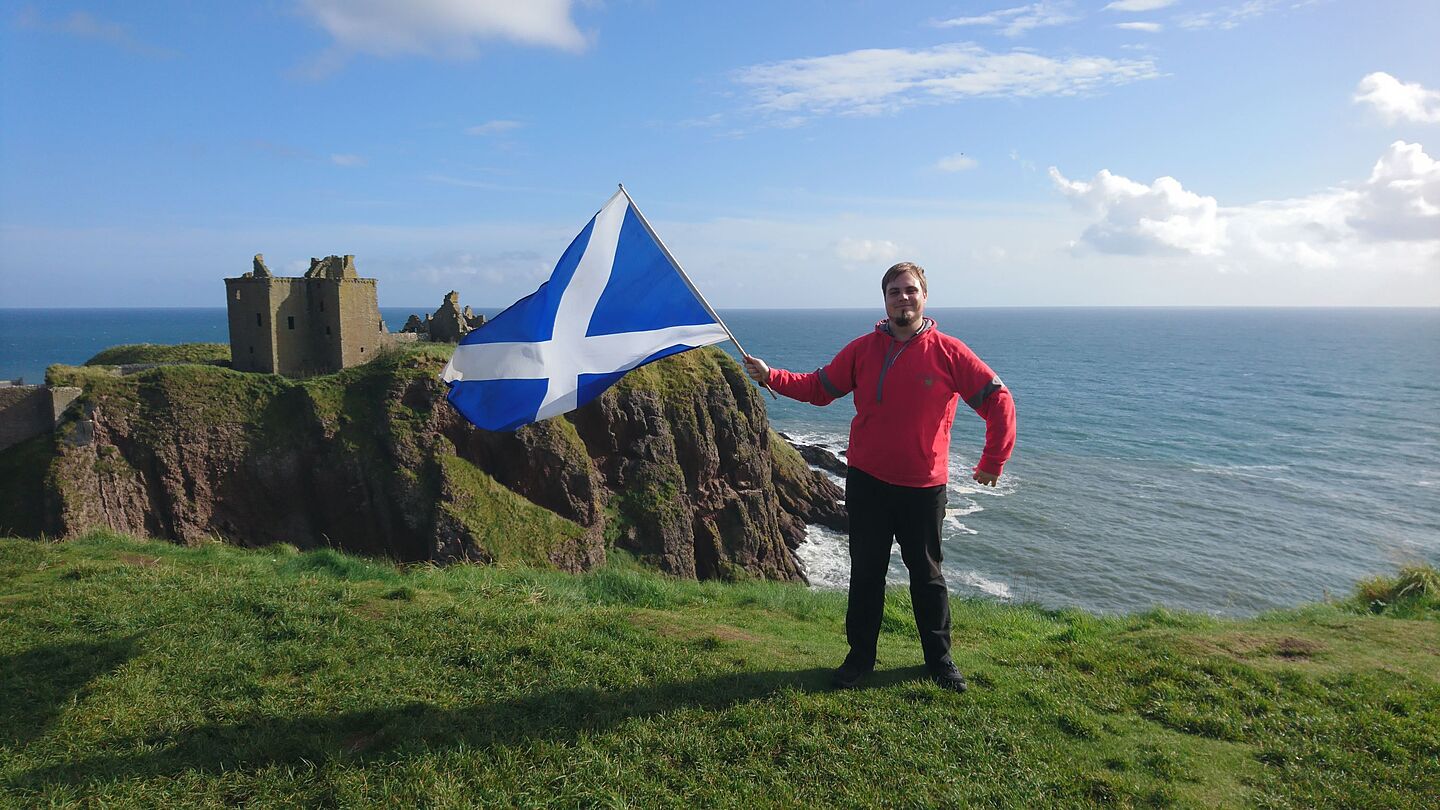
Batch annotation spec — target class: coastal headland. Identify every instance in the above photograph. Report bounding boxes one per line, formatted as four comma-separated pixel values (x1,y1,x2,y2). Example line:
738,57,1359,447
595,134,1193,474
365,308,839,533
0,342,844,582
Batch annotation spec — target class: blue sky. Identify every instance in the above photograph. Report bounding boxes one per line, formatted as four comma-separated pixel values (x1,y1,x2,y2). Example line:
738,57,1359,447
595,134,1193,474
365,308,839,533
1,0,1437,309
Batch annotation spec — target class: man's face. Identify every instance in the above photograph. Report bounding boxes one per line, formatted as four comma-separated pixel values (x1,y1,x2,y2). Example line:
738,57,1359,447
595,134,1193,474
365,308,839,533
884,271,927,327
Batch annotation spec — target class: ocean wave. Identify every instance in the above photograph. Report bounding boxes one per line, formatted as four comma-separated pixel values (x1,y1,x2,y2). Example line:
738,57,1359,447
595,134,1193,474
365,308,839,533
946,459,1018,496
944,519,979,535
944,508,980,535
799,525,1015,602
957,570,1013,600
797,525,849,590
1189,463,1293,482
782,430,848,454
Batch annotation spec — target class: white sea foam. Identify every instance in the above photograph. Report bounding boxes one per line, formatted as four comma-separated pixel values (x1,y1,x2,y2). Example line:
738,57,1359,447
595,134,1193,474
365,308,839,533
799,525,1013,601
797,525,849,590
783,430,848,454
944,510,979,535
784,430,849,486
957,570,1013,600
946,456,1018,497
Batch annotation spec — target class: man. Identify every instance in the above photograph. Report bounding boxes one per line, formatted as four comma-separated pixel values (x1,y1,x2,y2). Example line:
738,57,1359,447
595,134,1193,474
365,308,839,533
743,262,1015,693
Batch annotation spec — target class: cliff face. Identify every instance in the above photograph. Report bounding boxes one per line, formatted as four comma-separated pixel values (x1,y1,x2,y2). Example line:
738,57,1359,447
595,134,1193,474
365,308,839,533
33,346,844,582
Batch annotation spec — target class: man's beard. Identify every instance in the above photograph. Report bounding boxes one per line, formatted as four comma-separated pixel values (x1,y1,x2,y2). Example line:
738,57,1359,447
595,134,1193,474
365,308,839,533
893,310,918,327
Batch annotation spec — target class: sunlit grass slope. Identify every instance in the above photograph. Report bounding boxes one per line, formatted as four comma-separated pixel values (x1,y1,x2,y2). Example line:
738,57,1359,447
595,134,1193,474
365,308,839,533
1,533,1436,808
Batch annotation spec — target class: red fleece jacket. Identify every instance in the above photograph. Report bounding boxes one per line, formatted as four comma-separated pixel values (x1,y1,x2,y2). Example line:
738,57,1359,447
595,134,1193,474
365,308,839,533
766,319,1015,488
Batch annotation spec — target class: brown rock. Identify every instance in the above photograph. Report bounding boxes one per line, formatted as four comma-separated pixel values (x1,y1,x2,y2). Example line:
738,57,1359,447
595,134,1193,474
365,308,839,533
36,347,845,583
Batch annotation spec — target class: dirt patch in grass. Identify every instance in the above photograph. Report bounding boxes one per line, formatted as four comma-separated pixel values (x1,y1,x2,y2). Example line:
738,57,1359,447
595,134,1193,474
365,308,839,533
1182,632,1326,662
1272,636,1323,658
1166,619,1440,684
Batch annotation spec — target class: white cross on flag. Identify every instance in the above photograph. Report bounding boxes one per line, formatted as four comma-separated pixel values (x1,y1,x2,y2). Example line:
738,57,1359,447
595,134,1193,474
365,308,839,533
441,189,732,431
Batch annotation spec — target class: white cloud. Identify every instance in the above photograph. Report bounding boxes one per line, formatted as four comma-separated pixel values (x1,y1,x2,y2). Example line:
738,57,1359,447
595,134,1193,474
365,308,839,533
1104,0,1175,11
330,153,366,167
466,119,525,135
412,249,551,286
1354,72,1440,125
933,3,1079,37
14,7,174,57
936,153,979,172
296,0,586,61
1347,140,1440,240
835,237,901,264
1049,167,1226,256
734,44,1158,120
1050,141,1440,271
1116,22,1163,32
1178,1,1282,30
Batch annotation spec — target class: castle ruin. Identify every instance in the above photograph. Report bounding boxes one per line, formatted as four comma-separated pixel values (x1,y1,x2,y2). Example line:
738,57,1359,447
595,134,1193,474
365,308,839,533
401,291,486,343
225,254,387,376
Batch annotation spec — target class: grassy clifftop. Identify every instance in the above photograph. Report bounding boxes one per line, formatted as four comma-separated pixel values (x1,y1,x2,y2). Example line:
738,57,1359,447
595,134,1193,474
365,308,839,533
2,533,1436,807
82,342,232,367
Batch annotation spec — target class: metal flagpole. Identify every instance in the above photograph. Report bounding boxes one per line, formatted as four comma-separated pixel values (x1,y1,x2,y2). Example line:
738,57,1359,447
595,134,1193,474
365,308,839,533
616,184,776,399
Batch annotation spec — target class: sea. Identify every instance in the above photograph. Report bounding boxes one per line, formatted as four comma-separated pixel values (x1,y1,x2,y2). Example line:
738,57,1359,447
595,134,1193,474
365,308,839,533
2,306,1437,617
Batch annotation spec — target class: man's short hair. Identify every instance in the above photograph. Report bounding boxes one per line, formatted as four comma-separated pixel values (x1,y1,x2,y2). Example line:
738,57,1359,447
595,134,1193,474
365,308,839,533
881,262,927,295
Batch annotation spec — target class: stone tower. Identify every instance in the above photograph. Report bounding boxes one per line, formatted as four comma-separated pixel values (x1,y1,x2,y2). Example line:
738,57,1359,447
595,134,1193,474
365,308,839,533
224,254,386,376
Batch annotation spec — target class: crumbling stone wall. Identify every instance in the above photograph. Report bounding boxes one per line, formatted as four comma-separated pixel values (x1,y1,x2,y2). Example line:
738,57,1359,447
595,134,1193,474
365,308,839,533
0,385,81,452
402,291,487,342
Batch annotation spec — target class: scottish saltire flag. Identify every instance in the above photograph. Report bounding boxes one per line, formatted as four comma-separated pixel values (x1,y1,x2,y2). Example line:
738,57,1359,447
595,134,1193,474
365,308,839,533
441,190,731,431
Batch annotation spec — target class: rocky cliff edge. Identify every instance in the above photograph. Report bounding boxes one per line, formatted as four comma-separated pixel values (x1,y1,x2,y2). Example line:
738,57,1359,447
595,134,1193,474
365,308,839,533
12,345,845,582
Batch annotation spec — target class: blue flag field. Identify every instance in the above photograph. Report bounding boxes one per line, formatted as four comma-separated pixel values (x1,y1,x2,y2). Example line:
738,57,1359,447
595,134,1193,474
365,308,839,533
441,190,732,432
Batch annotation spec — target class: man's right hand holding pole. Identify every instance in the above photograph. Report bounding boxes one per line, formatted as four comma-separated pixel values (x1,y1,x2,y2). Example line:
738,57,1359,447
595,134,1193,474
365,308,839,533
743,355,770,386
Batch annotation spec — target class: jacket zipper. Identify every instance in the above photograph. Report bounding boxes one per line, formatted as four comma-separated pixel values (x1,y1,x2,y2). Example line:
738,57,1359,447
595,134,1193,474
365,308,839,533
876,339,911,402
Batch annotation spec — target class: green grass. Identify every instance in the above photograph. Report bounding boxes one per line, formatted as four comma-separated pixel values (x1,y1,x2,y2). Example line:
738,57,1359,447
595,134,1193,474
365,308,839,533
83,343,231,366
2,534,1436,808
1349,564,1440,619
436,454,584,566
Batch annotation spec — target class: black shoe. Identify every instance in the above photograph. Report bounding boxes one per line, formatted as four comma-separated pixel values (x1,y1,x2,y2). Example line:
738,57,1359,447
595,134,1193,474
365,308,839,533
832,661,872,689
930,663,968,693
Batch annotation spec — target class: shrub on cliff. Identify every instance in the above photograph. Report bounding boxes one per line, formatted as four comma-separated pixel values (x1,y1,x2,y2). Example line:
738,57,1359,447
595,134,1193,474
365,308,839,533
1350,564,1440,619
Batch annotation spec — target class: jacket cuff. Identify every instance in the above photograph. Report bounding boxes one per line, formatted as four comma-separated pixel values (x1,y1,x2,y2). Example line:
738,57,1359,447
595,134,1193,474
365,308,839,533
976,456,1006,477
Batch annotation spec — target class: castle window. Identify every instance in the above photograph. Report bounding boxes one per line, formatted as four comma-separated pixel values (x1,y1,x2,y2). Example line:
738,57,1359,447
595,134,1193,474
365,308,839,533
319,299,325,312
256,313,262,327
248,346,253,354
287,316,295,330
360,347,365,353
233,289,240,301
325,326,331,336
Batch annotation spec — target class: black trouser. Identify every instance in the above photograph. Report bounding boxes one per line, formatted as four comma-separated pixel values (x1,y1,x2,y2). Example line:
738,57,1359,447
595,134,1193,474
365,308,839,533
844,466,953,670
